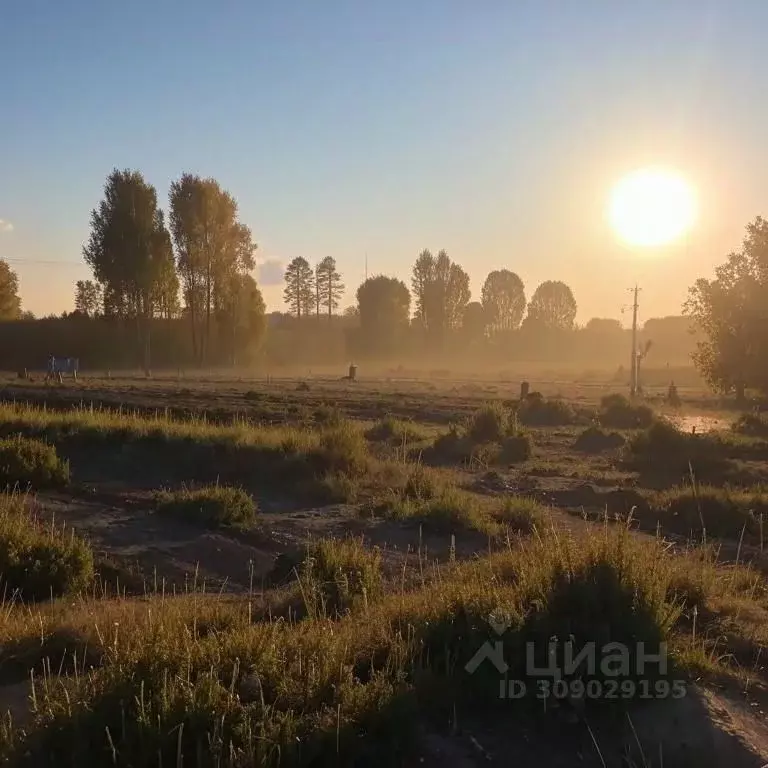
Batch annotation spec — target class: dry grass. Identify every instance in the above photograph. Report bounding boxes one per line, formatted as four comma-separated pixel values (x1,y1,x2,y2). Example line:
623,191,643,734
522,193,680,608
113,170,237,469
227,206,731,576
0,403,375,503
0,523,764,765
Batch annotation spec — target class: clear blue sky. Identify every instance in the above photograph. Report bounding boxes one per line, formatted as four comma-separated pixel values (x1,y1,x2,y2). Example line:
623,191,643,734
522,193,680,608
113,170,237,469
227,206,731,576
2,1,768,322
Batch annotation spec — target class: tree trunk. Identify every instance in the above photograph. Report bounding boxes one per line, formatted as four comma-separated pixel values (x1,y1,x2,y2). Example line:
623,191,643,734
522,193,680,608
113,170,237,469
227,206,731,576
735,380,746,403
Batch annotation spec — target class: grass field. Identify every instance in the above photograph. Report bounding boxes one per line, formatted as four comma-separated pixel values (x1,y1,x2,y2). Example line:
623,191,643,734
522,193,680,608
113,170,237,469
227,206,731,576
0,370,766,766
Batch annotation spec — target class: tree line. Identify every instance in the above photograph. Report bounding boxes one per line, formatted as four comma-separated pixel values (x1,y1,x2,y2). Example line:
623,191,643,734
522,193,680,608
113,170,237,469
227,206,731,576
4,167,762,393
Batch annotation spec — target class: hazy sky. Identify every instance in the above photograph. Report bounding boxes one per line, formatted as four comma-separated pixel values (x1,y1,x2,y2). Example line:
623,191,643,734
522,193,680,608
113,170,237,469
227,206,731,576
2,1,768,324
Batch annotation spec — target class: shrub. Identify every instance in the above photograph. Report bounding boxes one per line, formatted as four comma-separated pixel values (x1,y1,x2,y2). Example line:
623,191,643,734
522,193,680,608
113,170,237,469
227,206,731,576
652,485,768,540
499,432,533,463
402,464,441,500
573,425,626,453
430,407,532,466
626,419,726,474
466,403,509,443
365,416,429,444
0,436,69,489
300,537,383,617
599,393,655,429
516,396,575,426
155,485,258,528
493,496,545,534
0,495,93,600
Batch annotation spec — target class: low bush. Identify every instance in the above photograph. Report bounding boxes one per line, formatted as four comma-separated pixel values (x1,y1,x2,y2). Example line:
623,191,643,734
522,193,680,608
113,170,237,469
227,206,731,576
377,484,492,535
492,496,546,534
0,435,69,489
155,485,258,528
466,402,509,443
598,393,655,429
516,394,576,426
625,419,727,474
573,425,626,453
0,495,93,600
365,416,430,444
652,485,768,541
499,432,533,462
430,405,532,466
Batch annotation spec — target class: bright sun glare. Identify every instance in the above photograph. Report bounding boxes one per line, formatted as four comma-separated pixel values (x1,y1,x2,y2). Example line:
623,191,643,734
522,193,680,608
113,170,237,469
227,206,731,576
608,168,696,248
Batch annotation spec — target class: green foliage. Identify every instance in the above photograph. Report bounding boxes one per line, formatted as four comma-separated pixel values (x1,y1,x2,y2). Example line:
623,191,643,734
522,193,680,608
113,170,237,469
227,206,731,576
315,256,344,319
83,169,175,367
283,256,315,319
410,249,470,345
684,216,768,396
0,435,69,488
169,173,258,364
155,485,258,529
525,280,577,330
431,404,532,465
481,269,526,334
598,393,655,428
466,402,509,443
0,259,22,320
0,495,93,600
354,276,411,357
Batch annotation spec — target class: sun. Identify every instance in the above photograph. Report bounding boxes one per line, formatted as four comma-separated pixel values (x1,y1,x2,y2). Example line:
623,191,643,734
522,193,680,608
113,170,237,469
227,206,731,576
608,168,696,248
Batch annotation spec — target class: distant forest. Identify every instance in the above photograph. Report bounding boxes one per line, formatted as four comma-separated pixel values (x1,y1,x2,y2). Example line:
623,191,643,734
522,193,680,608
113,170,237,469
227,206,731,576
0,167,739,380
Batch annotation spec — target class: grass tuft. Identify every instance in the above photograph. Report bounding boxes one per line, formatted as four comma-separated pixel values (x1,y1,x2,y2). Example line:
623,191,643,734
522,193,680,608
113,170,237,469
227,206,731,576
0,435,69,489
430,404,532,466
299,537,383,617
0,494,93,600
155,485,258,529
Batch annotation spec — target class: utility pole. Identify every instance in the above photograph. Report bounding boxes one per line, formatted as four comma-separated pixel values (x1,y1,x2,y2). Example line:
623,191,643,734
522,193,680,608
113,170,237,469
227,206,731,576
629,284,640,397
